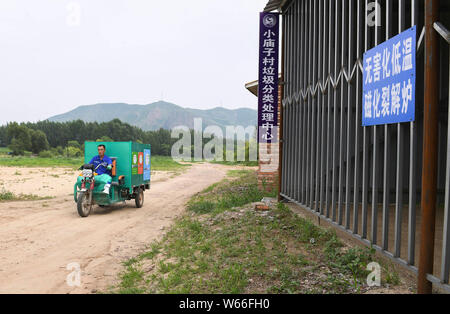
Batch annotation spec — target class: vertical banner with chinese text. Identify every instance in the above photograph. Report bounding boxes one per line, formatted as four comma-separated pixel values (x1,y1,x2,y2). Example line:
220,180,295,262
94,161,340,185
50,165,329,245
362,26,416,126
258,12,280,143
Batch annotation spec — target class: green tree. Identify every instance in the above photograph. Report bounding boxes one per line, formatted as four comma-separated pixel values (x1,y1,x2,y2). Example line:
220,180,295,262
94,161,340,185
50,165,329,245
7,123,31,155
0,125,8,147
9,138,26,155
30,129,49,154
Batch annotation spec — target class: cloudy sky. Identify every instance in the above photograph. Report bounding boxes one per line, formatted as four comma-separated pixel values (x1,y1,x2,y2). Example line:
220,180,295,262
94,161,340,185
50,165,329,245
0,0,267,125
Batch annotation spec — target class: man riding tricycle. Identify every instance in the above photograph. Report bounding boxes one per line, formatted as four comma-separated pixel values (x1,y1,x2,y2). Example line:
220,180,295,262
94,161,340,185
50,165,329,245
74,141,151,217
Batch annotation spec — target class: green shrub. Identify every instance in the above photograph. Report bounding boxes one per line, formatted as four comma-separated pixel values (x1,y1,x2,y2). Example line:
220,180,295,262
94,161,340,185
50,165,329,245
67,140,81,149
39,150,53,158
187,200,216,214
67,146,83,157
49,147,60,156
0,189,15,201
96,136,113,142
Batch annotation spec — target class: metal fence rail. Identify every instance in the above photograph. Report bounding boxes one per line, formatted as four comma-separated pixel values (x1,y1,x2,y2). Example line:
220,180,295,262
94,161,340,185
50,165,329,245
278,0,450,292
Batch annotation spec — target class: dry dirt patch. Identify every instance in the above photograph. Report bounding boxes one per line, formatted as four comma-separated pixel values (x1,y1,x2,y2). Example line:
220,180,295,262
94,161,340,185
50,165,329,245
0,167,174,199
0,163,234,293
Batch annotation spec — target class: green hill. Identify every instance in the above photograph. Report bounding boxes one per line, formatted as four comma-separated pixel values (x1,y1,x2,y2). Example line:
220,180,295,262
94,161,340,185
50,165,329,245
48,101,257,131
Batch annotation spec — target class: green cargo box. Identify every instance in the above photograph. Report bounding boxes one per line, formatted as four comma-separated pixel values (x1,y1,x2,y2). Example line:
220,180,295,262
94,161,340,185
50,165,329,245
84,141,151,194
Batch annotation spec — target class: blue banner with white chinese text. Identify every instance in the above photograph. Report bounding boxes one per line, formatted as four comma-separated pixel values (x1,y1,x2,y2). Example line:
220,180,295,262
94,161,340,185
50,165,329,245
362,26,416,126
258,12,280,143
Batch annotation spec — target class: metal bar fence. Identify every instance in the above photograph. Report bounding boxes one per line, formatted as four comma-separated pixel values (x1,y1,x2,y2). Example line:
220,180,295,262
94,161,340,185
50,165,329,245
279,0,450,292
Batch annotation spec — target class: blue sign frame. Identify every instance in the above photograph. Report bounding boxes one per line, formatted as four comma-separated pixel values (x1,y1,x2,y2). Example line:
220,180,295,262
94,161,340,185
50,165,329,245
362,26,416,126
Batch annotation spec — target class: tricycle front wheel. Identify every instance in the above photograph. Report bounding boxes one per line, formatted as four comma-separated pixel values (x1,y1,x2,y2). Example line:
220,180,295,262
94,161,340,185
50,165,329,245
77,192,93,217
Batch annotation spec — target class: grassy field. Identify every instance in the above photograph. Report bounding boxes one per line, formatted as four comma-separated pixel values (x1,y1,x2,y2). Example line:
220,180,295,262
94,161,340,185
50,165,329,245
0,154,190,172
150,156,191,171
111,170,402,294
0,189,53,202
0,156,84,169
0,147,11,155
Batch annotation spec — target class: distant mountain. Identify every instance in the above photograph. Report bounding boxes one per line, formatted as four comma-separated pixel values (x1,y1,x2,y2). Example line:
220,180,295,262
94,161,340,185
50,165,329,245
48,101,257,131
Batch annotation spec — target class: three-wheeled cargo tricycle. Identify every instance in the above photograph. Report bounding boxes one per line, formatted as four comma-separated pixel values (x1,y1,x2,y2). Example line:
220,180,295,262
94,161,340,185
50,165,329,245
74,141,151,217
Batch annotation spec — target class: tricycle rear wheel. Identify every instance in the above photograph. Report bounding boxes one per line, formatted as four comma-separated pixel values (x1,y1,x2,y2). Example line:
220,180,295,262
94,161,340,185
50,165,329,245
77,192,93,217
135,189,144,208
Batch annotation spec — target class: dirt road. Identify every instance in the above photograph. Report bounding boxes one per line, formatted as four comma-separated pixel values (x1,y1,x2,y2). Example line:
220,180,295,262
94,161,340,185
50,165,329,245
0,163,230,293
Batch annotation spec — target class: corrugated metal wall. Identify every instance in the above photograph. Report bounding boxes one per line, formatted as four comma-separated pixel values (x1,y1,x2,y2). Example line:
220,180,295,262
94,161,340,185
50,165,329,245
279,0,450,292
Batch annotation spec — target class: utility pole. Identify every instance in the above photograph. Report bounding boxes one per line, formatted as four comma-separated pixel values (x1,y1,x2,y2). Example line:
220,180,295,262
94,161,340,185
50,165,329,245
418,0,440,294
